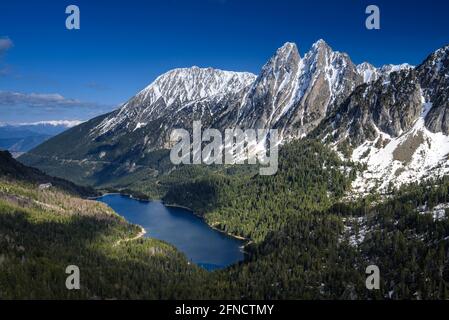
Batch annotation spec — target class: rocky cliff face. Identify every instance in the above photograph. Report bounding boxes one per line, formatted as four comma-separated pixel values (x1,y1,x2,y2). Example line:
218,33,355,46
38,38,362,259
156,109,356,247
417,45,449,134
237,40,362,140
236,42,302,131
316,69,422,147
281,40,362,138
307,46,449,195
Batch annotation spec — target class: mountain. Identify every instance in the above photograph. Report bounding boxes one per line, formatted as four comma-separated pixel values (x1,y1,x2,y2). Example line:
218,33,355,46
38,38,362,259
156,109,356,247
6,42,449,300
312,45,449,195
418,45,449,134
237,40,362,139
0,121,81,157
89,40,362,144
19,41,449,195
91,67,256,150
18,40,362,183
356,62,413,83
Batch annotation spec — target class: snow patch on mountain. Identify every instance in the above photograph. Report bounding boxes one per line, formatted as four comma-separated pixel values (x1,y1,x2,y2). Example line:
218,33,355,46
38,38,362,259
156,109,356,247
418,203,449,221
351,96,449,195
133,122,147,131
139,66,256,107
356,62,414,84
357,62,379,83
4,120,83,127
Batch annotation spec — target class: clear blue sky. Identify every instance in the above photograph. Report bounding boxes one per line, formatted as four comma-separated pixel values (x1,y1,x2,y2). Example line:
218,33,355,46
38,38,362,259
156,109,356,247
1,0,448,123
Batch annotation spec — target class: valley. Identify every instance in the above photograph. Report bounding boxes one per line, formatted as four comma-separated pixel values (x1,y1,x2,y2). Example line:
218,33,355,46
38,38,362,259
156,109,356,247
2,135,449,299
0,152,209,299
1,39,449,300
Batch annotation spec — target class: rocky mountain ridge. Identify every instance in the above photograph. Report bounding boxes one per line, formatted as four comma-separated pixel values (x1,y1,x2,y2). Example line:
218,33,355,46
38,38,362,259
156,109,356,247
19,41,449,194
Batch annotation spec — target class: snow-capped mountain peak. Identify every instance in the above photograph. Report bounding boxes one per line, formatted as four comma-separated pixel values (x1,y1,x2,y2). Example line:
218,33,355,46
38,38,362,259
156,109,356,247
139,66,256,107
236,41,302,128
356,62,414,84
93,67,256,136
357,62,378,83
237,39,362,139
380,63,414,76
258,42,301,77
14,120,83,127
310,38,331,52
275,42,299,56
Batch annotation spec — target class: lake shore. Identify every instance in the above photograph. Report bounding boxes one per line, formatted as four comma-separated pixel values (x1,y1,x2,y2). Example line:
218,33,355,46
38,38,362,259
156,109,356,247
98,195,252,253
163,202,252,245
87,192,121,200
98,194,246,268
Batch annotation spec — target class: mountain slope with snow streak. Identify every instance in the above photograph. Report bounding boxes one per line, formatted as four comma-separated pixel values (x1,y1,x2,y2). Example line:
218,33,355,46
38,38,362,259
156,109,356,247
92,67,256,137
237,40,363,140
351,98,449,195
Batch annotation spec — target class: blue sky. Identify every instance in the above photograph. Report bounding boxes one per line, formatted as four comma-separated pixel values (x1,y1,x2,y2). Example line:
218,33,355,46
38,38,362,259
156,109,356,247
0,0,448,123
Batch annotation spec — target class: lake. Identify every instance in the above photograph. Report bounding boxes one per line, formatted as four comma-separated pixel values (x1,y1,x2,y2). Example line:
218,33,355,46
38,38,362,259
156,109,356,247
97,194,245,270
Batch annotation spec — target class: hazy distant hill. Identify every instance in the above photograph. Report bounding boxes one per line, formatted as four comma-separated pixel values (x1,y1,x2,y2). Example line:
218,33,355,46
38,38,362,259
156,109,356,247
0,121,81,157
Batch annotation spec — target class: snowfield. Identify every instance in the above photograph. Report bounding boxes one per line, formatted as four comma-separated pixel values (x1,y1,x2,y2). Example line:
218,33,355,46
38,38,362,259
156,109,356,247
351,96,449,195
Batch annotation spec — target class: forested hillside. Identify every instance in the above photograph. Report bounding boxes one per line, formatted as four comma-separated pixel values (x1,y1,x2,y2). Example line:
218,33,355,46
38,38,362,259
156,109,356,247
2,142,448,299
0,151,97,197
0,161,209,299
163,140,358,242
215,177,449,299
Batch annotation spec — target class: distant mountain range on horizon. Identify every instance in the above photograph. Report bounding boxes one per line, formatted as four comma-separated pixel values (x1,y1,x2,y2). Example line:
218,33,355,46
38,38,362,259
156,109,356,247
0,121,82,157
